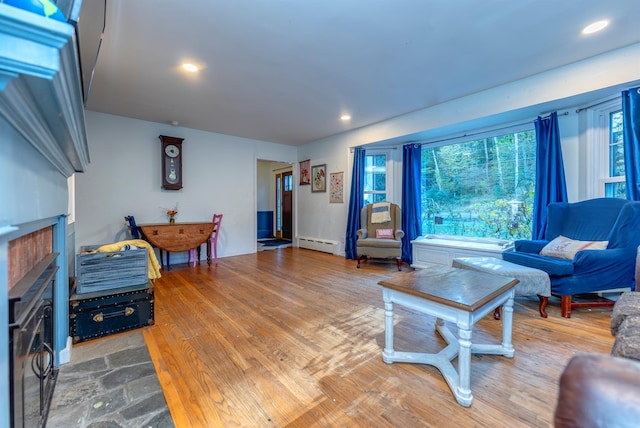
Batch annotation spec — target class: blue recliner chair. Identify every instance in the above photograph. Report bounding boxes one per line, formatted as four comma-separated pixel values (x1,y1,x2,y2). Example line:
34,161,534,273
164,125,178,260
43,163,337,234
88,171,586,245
503,198,640,317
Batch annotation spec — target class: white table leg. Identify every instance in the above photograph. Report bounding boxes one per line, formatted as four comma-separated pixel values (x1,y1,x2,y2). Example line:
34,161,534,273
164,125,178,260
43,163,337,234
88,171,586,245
383,296,395,363
501,291,515,357
455,326,473,407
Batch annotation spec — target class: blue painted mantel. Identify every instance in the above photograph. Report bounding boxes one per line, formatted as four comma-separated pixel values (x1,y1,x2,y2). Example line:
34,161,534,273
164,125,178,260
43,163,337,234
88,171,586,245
0,4,89,176
0,4,89,426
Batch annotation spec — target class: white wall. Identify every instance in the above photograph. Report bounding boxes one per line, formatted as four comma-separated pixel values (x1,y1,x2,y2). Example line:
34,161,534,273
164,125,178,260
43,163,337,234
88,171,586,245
75,112,297,263
256,161,274,212
0,118,69,225
558,112,580,202
296,43,640,252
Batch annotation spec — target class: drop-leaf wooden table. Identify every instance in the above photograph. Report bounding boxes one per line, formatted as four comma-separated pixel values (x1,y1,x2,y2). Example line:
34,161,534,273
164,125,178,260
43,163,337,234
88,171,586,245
138,222,215,270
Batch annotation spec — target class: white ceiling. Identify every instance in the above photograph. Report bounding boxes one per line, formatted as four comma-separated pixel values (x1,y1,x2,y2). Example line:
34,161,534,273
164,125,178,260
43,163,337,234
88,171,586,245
80,0,640,146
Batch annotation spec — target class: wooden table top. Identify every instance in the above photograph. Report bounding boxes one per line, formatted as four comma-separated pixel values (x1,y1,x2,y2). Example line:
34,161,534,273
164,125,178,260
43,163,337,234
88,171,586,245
138,222,215,252
378,266,519,311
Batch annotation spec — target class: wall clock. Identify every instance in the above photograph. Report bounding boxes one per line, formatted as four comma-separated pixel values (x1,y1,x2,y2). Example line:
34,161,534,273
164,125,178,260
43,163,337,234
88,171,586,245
160,135,184,190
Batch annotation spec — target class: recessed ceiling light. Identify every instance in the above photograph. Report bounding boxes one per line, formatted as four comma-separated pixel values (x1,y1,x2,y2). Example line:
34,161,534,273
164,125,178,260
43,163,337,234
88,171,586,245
182,63,199,72
582,20,609,35
341,115,351,121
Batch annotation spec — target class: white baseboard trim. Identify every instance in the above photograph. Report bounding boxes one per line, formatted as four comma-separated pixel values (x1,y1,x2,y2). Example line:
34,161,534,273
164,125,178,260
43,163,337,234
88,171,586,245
57,336,73,366
298,237,341,255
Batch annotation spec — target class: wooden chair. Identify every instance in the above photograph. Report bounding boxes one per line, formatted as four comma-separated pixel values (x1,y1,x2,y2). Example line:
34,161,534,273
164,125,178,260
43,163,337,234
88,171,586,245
188,213,223,266
209,214,223,265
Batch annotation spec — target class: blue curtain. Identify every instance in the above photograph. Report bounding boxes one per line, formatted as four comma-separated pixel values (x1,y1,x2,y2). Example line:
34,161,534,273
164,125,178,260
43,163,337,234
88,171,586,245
344,147,366,259
623,86,640,201
401,144,422,263
532,112,568,239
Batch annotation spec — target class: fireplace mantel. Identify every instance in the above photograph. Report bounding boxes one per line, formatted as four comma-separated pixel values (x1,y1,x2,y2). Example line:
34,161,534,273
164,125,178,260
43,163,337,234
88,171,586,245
1,5,89,426
0,4,89,177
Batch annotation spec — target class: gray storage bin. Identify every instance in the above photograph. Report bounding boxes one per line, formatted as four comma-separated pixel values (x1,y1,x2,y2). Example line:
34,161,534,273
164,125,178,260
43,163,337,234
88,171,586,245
76,245,148,294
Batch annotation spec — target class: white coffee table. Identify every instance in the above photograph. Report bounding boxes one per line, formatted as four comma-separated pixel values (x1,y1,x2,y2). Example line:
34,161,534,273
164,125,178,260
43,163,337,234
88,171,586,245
378,266,518,407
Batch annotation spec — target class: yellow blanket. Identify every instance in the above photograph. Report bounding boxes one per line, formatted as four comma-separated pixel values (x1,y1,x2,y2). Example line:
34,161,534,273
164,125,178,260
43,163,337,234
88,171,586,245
97,239,162,280
371,202,391,224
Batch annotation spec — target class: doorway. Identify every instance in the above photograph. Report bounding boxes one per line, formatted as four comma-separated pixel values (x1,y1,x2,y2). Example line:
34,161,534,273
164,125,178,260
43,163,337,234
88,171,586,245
276,171,293,240
256,160,293,246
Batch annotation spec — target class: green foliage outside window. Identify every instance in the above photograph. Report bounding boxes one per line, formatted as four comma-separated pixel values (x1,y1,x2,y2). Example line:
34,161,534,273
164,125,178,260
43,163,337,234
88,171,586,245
421,130,536,240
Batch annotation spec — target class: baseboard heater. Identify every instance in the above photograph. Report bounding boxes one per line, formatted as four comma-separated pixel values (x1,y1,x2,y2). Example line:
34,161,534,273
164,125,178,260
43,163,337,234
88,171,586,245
298,237,340,255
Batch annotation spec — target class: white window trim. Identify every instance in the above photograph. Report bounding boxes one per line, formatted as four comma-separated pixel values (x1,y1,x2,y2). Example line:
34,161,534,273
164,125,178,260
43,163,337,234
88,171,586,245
364,149,395,204
584,97,622,199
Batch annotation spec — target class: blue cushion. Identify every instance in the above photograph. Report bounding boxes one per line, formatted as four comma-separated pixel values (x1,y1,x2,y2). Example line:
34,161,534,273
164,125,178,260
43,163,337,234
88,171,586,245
503,251,574,276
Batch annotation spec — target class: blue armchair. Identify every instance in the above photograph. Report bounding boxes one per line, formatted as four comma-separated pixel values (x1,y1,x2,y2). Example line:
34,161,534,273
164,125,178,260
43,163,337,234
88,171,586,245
503,198,640,317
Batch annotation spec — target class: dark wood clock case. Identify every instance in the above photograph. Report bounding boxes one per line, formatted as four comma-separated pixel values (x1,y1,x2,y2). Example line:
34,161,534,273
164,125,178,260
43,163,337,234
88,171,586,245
160,135,183,190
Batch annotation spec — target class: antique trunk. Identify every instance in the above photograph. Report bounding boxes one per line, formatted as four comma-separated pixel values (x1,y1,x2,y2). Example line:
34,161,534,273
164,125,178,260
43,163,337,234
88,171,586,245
70,282,154,343
76,245,148,294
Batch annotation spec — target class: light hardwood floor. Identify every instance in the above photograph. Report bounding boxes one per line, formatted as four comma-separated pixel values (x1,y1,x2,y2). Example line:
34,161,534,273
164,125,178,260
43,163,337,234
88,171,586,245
142,248,614,427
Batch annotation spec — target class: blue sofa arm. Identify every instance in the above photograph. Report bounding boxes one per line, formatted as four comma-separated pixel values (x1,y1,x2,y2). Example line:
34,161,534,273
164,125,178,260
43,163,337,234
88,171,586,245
552,247,639,295
573,247,637,274
503,251,574,276
513,239,549,254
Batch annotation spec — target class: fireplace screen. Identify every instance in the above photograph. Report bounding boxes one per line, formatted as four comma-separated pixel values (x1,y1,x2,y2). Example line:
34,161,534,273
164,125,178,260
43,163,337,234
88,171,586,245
9,253,58,428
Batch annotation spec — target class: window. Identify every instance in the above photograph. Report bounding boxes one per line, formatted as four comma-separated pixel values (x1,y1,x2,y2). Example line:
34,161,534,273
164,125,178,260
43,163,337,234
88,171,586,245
421,128,536,240
586,97,627,199
607,109,625,197
591,99,626,198
364,152,388,205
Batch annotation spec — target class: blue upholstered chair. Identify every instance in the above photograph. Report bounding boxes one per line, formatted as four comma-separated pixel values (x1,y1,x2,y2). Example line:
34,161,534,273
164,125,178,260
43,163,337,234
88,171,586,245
503,198,640,317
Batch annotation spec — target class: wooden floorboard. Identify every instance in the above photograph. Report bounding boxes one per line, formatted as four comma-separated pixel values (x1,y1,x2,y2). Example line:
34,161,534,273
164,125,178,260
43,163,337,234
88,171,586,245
142,248,615,427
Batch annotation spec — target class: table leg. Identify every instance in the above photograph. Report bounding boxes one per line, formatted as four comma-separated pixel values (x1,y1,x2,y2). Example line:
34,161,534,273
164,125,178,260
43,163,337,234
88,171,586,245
382,296,395,363
456,326,473,406
501,293,515,357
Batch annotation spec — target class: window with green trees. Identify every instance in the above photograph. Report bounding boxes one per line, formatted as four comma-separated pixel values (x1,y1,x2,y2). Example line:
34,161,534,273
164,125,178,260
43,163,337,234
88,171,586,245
364,153,388,205
421,128,536,240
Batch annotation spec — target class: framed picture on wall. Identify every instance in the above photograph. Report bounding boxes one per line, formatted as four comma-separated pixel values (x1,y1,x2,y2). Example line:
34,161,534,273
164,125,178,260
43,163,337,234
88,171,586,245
299,160,311,185
311,164,326,193
329,172,344,203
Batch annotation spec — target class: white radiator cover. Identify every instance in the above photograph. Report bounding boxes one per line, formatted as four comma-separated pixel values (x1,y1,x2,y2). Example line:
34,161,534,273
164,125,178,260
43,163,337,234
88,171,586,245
297,237,341,255
411,234,514,268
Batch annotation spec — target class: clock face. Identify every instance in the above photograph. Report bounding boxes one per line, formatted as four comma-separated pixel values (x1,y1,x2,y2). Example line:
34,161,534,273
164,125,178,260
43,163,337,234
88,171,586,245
164,144,180,158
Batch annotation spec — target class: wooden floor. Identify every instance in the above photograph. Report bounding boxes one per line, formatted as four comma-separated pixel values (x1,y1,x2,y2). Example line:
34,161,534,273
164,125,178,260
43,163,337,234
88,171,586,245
142,248,614,427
